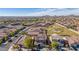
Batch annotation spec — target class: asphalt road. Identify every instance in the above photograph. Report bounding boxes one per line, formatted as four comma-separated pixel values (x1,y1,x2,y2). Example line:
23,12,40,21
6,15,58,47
0,27,29,51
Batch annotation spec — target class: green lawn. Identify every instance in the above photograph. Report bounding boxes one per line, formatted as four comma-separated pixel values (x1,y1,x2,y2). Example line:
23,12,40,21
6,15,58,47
45,23,79,36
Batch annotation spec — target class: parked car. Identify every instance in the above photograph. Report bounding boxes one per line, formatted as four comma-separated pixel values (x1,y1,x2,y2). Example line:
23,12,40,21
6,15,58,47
8,39,12,42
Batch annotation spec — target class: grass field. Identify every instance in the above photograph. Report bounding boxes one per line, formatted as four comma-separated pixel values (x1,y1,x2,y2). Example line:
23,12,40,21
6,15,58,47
45,23,79,36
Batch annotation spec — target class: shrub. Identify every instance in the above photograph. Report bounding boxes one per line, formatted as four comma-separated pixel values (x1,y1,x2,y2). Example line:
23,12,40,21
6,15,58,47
0,39,2,45
23,36,34,49
50,41,59,48
10,31,15,37
3,35,8,41
13,44,19,49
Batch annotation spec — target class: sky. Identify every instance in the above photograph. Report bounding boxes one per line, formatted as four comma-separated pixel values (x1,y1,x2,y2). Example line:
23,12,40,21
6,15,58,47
0,8,79,16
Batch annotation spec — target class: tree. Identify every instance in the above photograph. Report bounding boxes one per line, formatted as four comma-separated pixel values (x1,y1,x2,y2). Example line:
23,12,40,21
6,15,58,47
2,35,8,43
20,31,27,35
3,35,8,41
23,36,34,49
13,44,19,49
50,41,59,49
0,39,2,45
10,31,15,37
67,25,77,30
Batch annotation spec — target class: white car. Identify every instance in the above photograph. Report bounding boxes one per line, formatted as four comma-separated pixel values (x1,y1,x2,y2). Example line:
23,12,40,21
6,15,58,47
3,41,8,45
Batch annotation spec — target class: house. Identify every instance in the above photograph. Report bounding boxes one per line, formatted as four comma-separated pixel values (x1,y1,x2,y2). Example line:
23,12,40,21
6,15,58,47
35,22,52,27
66,36,79,45
49,34,63,42
0,33,6,39
35,34,47,42
27,27,43,36
33,33,47,49
76,27,79,32
0,29,8,39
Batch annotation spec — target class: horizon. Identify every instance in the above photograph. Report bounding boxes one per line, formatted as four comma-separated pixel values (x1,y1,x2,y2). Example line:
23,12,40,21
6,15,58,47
0,15,78,17
0,8,79,16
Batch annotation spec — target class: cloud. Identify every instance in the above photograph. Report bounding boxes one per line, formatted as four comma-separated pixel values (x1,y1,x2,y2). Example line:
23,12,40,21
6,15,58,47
27,8,57,16
26,8,79,16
